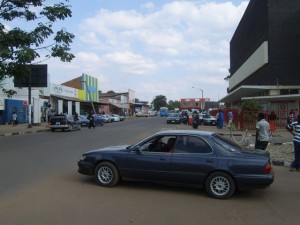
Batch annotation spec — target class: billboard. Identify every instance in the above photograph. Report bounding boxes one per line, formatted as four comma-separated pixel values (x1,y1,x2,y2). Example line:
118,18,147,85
14,64,48,87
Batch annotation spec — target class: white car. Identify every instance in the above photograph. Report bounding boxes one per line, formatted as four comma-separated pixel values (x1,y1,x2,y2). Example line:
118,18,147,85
111,114,121,122
103,114,113,123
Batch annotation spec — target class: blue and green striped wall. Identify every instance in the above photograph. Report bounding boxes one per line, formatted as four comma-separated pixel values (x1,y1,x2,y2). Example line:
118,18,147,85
81,74,99,102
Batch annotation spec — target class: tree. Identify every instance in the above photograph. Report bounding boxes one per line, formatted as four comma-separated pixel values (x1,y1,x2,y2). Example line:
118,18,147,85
241,99,262,125
0,0,75,88
241,100,261,111
168,100,180,110
151,95,168,111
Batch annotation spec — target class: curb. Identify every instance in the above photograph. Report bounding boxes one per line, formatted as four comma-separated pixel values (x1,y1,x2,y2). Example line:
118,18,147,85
0,129,49,137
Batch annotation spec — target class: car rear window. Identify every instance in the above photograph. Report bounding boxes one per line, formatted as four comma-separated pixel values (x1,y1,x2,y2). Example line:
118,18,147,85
211,134,242,152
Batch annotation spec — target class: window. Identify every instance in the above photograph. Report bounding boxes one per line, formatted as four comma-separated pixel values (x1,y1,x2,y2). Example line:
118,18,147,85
173,136,212,154
211,134,242,152
139,135,176,153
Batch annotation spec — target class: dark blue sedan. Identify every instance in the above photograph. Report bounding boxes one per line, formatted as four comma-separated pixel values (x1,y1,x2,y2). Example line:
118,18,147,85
78,130,274,199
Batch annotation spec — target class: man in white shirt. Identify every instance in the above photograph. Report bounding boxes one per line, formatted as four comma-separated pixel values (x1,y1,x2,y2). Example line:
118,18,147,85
255,112,270,150
12,112,17,126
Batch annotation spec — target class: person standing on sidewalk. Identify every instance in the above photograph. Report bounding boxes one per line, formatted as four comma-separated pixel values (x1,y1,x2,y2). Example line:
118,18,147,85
217,109,224,129
255,112,270,150
286,114,300,171
12,112,17,126
228,109,233,128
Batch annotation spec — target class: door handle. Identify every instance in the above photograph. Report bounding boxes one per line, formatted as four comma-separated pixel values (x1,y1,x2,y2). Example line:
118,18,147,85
160,158,167,161
206,159,214,163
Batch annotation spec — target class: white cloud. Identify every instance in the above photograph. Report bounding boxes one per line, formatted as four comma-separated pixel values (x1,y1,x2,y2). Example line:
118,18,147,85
49,1,249,101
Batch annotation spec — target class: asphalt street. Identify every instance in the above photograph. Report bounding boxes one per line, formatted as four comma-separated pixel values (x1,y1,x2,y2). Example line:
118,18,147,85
0,117,299,225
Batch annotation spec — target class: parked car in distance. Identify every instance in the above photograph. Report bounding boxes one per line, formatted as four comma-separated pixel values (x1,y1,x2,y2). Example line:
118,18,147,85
49,114,81,132
135,111,150,117
78,130,274,199
202,114,217,126
103,114,113,123
166,113,180,124
93,114,105,126
110,114,121,122
116,114,126,121
78,115,89,126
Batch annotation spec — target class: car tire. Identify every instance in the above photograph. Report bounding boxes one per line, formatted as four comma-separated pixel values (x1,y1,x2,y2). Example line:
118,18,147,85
51,128,55,132
94,162,119,187
77,124,81,130
205,172,235,199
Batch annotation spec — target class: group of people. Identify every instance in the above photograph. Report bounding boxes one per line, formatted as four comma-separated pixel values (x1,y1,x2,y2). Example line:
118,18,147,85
215,109,233,129
184,108,300,172
255,111,300,172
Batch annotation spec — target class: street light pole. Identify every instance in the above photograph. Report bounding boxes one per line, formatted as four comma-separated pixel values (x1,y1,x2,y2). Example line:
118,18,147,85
192,86,203,99
192,86,205,110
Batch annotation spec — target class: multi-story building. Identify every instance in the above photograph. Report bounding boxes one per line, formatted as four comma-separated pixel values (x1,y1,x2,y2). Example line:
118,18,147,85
98,90,135,116
221,0,300,124
180,98,219,112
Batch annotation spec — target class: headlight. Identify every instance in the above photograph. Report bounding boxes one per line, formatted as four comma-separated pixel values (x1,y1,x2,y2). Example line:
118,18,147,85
80,155,86,160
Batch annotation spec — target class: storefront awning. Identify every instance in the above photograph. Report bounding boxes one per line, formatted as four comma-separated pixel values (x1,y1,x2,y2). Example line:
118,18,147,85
51,94,85,102
219,85,300,103
110,102,126,109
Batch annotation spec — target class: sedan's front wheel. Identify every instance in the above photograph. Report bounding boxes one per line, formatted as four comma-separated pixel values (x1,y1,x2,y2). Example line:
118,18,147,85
94,162,119,187
205,172,235,199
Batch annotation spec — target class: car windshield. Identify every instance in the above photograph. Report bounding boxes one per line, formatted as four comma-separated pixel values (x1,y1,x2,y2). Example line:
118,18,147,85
169,113,179,117
211,134,242,152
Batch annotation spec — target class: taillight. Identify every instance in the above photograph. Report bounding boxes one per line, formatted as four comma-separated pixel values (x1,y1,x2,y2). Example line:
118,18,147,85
262,163,272,173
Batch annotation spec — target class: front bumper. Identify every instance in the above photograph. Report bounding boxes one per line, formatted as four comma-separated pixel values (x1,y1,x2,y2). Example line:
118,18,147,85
167,119,180,124
78,160,94,176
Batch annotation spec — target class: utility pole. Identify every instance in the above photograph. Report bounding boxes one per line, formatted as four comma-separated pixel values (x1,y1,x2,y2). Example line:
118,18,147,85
28,71,32,128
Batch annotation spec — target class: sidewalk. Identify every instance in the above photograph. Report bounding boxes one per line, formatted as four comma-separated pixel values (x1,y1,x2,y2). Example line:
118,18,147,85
0,123,49,137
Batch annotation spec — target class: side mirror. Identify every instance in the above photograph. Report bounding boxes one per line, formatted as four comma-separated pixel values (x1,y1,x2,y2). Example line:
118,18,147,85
133,146,141,154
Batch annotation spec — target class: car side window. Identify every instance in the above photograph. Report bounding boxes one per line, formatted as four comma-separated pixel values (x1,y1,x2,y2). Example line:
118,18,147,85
173,136,212,154
139,135,176,153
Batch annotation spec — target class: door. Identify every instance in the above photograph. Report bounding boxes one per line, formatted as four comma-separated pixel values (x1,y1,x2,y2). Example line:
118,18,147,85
170,135,218,185
123,135,175,182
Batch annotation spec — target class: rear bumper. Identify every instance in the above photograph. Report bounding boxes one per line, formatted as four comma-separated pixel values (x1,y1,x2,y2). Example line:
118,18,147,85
49,124,69,129
235,174,274,190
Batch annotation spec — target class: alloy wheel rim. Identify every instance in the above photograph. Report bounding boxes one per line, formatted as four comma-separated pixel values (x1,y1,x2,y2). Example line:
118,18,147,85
210,176,230,196
98,166,113,184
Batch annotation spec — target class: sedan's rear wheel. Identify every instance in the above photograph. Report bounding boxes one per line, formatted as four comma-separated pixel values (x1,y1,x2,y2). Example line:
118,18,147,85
205,172,235,199
94,162,119,187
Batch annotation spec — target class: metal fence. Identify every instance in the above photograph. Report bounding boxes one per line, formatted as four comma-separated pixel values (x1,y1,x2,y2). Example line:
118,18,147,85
211,109,290,131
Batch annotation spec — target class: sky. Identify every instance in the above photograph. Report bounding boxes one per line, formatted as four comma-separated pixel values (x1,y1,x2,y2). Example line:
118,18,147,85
21,0,250,103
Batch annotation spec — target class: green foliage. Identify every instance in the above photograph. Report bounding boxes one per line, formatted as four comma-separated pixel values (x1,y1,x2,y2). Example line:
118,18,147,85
241,100,261,125
241,100,261,111
151,95,168,111
0,0,75,83
168,100,180,110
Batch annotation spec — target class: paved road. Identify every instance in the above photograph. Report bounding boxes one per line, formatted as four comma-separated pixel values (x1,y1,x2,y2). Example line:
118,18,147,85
0,117,300,225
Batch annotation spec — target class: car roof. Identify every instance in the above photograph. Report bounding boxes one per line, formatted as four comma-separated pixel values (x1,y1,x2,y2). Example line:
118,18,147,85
154,130,214,136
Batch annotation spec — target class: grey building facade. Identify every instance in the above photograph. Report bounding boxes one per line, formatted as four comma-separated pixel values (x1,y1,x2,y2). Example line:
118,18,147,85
221,0,300,123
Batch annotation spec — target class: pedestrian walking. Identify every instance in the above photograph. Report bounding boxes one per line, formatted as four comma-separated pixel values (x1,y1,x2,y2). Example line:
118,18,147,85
12,112,17,126
217,109,224,129
192,111,199,129
228,109,233,128
87,112,95,129
255,113,270,150
286,114,300,171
